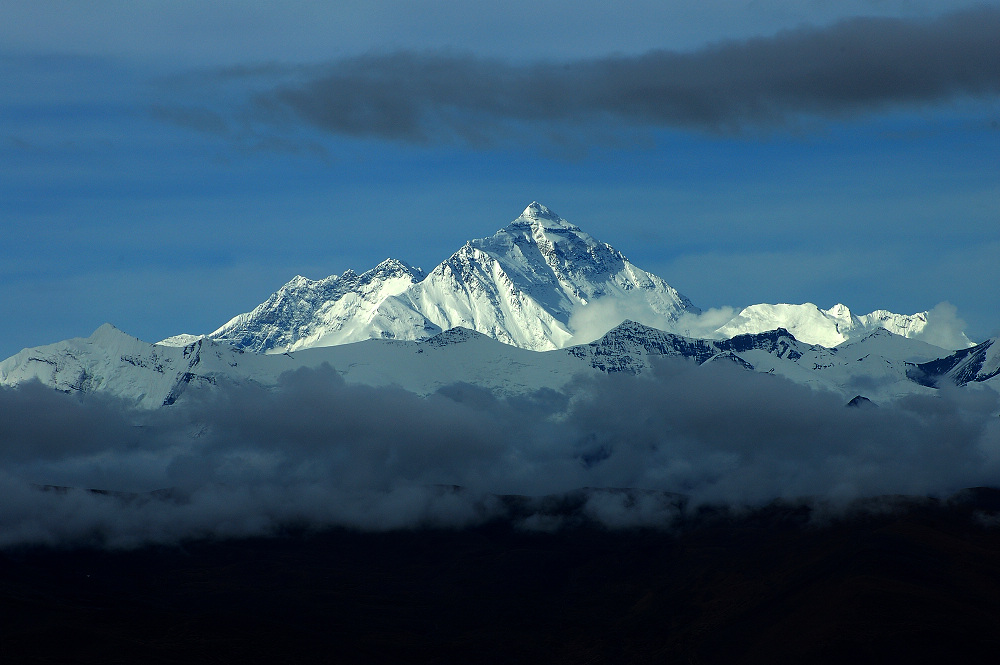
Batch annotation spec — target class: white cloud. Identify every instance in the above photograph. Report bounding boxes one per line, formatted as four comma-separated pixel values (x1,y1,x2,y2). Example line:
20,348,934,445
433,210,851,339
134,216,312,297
914,302,973,349
567,294,738,344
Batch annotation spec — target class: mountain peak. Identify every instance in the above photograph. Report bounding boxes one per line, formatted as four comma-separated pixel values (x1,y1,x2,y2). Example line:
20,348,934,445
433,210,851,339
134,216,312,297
370,257,425,280
825,303,853,319
516,202,578,231
522,201,558,219
90,322,139,344
177,202,698,353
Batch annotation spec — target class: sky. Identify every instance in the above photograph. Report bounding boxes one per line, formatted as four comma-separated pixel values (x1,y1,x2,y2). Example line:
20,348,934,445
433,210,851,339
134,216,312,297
3,1,1000,360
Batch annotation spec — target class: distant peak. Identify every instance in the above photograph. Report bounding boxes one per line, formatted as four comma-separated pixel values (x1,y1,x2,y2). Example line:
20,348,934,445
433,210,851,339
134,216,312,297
89,322,137,344
283,275,315,289
522,201,559,220
421,326,489,347
826,303,852,318
509,202,580,233
600,319,667,339
91,322,122,337
374,257,422,274
366,258,426,282
847,395,877,409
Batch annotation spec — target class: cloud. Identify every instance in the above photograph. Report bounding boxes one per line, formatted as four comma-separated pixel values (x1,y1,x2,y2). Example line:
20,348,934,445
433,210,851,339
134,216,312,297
166,7,1000,146
2,356,999,548
567,294,737,344
915,301,973,348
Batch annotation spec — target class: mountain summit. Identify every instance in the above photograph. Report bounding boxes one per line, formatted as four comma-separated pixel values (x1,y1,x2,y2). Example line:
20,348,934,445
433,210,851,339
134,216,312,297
3,202,986,407
194,203,700,352
157,202,969,354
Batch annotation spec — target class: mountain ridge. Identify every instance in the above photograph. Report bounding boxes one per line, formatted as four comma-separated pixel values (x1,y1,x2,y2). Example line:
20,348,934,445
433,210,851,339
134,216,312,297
2,202,989,408
166,202,700,353
158,202,963,354
4,317,992,410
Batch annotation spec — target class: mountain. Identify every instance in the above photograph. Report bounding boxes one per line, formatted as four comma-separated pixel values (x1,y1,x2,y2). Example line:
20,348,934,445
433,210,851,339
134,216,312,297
202,258,428,353
573,321,950,402
2,316,964,409
713,302,972,349
2,201,987,407
907,337,1000,388
165,202,699,353
0,322,595,408
160,202,968,355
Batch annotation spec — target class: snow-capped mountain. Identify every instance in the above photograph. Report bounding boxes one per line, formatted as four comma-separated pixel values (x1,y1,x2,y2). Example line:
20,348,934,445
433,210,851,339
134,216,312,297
0,322,586,408
571,321,953,401
713,302,972,349
202,258,428,353
3,201,989,409
907,338,1000,388
2,317,979,410
165,202,699,353
160,202,965,355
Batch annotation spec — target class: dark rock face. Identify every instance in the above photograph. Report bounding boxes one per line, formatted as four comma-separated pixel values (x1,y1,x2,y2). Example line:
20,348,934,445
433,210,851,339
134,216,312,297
846,394,877,408
573,321,809,374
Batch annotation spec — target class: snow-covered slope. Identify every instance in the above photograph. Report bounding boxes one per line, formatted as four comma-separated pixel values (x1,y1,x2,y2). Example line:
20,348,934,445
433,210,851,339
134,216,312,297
390,202,699,350
177,203,699,353
0,324,224,409
4,319,965,409
714,302,972,349
572,321,944,403
191,258,429,353
1,323,598,408
907,337,1000,388
163,203,968,355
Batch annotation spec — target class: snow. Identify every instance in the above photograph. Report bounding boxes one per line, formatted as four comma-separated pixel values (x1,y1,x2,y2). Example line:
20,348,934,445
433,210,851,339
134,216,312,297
194,203,698,353
157,333,205,347
2,202,987,409
714,302,968,350
158,204,962,357
2,317,988,411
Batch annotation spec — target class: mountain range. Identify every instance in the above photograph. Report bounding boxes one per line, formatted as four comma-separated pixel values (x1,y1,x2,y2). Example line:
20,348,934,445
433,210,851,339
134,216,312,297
157,202,972,353
4,205,999,665
1,202,996,409
161,202,700,352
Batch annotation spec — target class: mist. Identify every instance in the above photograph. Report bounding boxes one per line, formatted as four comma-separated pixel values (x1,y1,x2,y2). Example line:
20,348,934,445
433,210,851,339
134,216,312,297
2,355,999,548
567,295,738,344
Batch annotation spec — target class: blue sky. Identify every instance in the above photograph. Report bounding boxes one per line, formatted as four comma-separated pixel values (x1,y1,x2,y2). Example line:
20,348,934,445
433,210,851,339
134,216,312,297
2,1,999,359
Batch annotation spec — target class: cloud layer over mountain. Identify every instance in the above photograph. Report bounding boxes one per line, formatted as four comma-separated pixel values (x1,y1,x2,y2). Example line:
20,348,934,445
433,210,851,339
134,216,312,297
3,358,998,548
172,7,1000,145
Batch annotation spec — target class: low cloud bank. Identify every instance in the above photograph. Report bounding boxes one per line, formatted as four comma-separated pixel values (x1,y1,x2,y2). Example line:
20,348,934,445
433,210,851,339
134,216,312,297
1,359,999,548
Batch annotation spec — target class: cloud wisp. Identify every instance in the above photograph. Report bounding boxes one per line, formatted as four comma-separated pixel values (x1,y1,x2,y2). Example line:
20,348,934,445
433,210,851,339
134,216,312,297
2,357,999,548
167,7,1000,146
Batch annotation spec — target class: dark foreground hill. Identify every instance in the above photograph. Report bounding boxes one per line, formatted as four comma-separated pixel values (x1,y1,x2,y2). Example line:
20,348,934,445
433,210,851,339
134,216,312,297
4,489,1000,664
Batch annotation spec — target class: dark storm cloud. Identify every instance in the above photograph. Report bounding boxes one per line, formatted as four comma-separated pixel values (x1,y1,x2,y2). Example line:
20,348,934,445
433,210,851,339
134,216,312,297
220,7,1000,142
2,357,999,548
